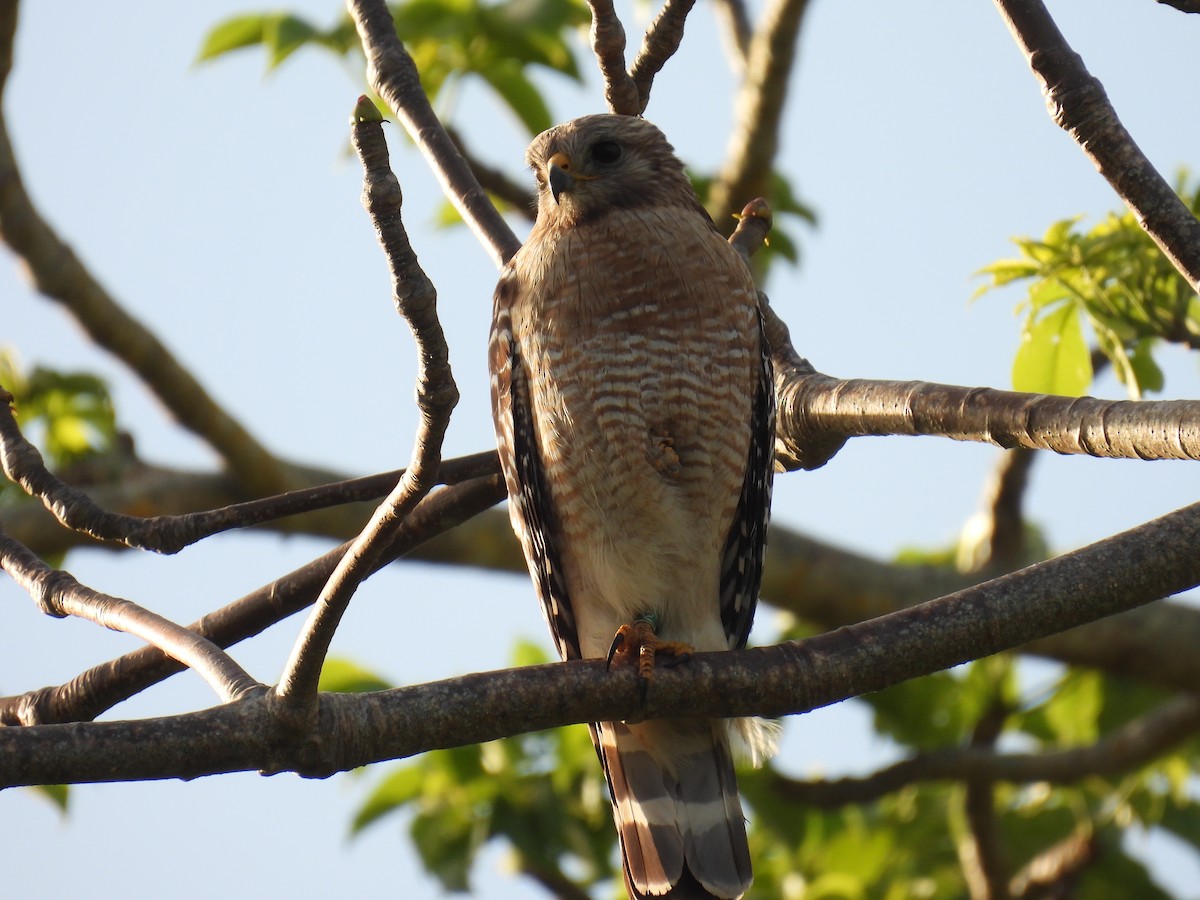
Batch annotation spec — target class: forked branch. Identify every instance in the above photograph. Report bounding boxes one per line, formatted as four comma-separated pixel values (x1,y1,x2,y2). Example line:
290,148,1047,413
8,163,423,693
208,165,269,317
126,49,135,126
0,528,260,704
274,99,458,712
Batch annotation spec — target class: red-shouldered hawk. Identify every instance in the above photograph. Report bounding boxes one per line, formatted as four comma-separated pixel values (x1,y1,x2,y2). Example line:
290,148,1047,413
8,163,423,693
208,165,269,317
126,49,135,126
489,114,776,899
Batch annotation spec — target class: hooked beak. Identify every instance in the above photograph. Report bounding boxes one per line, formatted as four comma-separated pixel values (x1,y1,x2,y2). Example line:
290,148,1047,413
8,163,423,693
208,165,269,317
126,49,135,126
547,151,574,203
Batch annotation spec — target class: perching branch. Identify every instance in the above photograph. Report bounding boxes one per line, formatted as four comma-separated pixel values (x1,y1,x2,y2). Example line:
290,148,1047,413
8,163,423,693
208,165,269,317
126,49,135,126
346,0,521,266
274,98,459,713
0,3,285,497
6,490,1200,784
994,0,1200,290
0,527,260,704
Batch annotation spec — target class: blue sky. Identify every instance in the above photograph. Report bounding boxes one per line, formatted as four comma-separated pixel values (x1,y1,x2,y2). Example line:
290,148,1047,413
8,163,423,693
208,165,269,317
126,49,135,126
3,1,1200,896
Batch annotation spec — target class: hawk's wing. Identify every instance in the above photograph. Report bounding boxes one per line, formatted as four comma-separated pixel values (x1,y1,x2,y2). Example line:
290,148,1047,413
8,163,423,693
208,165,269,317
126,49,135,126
719,313,775,651
489,272,580,662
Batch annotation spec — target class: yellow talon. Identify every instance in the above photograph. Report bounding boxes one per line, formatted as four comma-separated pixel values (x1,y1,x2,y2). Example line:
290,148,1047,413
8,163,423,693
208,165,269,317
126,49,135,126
606,618,694,682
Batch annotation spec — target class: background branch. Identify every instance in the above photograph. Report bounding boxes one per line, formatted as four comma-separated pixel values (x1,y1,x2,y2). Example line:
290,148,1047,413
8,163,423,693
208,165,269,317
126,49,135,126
708,0,812,225
0,5,284,496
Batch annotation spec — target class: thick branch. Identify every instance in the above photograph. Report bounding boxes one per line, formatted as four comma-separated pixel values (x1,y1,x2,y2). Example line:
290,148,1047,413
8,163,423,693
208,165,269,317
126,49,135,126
5,494,1200,785
995,0,1200,290
0,6,284,495
346,0,521,266
775,368,1200,471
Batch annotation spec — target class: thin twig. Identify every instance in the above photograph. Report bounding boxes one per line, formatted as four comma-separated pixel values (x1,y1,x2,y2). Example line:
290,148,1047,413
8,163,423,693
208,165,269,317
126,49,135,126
994,0,1200,290
0,387,495,551
585,0,641,115
0,527,260,704
1009,828,1097,898
346,0,521,266
629,0,699,113
273,99,459,714
0,475,507,726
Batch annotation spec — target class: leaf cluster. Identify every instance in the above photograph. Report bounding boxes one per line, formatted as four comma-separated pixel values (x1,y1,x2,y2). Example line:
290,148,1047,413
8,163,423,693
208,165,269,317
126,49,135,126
977,177,1200,398
745,658,1196,898
324,644,620,895
198,0,589,135
0,349,117,507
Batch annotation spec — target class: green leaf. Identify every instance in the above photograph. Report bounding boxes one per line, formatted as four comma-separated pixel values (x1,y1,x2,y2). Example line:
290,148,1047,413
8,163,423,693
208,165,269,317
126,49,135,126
195,14,268,62
1128,338,1165,395
318,657,393,694
263,14,321,68
1012,302,1092,395
475,63,553,135
1042,669,1103,745
351,766,426,834
861,672,969,749
30,783,69,813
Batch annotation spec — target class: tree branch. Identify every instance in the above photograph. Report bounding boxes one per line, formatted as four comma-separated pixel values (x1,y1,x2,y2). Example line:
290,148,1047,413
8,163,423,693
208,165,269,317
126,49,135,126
346,0,521,267
1009,828,1097,898
5,492,1200,784
708,0,812,225
731,693,1200,808
0,3,285,496
274,98,459,715
0,385,495,552
994,0,1200,290
711,0,752,72
584,0,641,115
959,701,1013,900
0,475,506,726
628,0,698,113
0,527,260,704
774,368,1200,471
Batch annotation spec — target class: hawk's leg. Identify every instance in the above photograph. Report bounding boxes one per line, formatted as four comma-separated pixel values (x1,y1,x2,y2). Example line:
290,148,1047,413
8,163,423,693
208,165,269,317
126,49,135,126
606,613,694,682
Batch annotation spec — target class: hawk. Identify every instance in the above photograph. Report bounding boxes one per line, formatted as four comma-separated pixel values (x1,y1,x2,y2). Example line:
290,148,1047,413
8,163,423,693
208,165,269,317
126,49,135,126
489,113,776,899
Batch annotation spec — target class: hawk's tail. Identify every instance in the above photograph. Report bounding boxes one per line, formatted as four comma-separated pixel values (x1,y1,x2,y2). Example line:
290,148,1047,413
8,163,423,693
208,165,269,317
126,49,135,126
593,719,752,899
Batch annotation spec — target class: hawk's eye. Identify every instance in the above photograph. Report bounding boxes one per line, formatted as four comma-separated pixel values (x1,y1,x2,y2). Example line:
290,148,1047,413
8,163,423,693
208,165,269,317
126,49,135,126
590,140,622,165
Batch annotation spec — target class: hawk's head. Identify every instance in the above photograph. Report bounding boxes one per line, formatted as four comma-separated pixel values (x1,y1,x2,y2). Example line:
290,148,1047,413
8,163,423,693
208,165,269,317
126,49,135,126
524,114,703,227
